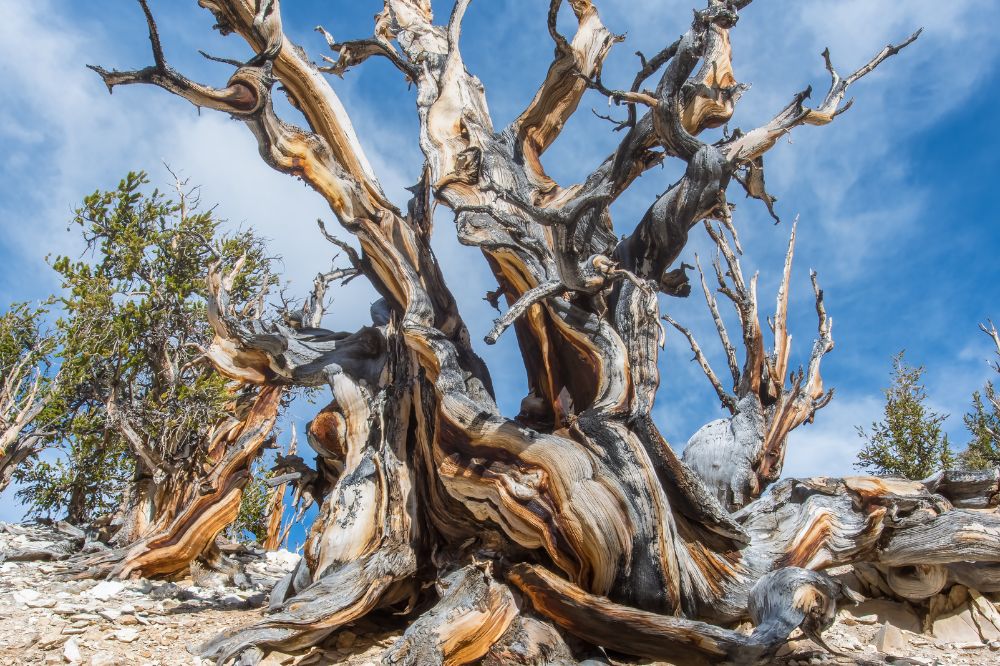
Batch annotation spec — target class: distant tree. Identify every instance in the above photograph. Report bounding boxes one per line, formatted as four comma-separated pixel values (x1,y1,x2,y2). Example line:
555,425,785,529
855,351,954,479
0,302,60,492
15,171,282,573
958,386,1000,469
227,459,273,544
960,321,1000,469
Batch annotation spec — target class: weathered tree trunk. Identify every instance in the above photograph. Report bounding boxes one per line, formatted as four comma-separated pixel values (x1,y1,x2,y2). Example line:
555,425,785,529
87,1,999,664
668,219,834,511
0,436,41,494
75,385,282,579
0,340,54,493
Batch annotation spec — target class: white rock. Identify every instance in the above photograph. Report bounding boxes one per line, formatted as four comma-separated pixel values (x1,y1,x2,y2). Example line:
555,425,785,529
98,609,121,622
89,653,116,666
839,634,863,651
842,599,922,634
26,596,57,609
114,627,139,643
35,630,69,650
63,637,82,663
69,613,101,622
876,622,908,654
12,589,41,605
932,604,985,644
86,581,125,602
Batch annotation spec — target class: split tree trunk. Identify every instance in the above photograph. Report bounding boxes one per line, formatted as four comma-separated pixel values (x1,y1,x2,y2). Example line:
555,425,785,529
86,1,1000,664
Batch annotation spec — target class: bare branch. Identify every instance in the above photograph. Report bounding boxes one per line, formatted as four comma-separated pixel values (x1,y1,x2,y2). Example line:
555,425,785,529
663,313,736,413
485,280,566,345
694,252,739,387
770,216,798,387
137,0,166,71
512,0,620,185
726,29,922,162
315,25,418,82
981,319,1000,373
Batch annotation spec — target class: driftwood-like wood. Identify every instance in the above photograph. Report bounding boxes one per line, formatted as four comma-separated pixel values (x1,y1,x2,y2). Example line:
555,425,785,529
669,219,834,511
261,426,296,551
86,1,1000,664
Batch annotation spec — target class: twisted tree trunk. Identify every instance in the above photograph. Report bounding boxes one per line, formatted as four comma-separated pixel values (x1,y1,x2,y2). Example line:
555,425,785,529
87,1,999,663
74,385,282,579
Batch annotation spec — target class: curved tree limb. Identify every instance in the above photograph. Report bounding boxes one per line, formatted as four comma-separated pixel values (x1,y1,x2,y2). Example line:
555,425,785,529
84,3,962,665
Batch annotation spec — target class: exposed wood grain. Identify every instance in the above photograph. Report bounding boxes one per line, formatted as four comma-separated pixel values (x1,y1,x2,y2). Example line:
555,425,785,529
80,2,981,665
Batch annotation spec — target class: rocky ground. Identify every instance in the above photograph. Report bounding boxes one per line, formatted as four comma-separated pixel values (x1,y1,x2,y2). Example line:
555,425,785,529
2,523,1000,665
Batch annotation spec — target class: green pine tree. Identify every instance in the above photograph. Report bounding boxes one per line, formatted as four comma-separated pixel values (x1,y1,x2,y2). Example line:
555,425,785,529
855,351,954,479
14,171,276,534
227,459,274,544
958,383,1000,470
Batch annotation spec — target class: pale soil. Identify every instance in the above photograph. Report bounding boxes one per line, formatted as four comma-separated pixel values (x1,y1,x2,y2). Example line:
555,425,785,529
2,523,999,665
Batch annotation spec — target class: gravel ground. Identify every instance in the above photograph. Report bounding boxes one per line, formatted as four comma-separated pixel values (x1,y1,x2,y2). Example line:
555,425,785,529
3,522,1000,665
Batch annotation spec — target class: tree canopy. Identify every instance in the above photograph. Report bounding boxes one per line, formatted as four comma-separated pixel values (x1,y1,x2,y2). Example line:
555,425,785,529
855,351,954,479
15,171,277,533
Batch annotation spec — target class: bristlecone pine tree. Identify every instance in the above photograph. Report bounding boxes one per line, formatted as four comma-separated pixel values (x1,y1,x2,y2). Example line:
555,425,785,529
960,321,1000,470
855,351,954,480
14,172,284,580
0,303,59,493
84,1,1000,663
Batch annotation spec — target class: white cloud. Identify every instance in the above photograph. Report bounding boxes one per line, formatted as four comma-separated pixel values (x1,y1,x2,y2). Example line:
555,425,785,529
782,393,883,479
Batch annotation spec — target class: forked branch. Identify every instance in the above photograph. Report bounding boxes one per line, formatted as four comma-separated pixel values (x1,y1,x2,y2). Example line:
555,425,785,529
725,29,922,162
982,319,1000,373
679,218,834,510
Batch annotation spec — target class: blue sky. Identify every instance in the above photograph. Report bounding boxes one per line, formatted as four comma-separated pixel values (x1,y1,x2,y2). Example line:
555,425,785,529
1,0,998,537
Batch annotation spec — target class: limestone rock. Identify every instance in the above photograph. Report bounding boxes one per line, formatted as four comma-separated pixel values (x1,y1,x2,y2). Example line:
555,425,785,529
968,588,1000,641
931,604,984,644
25,596,57,609
264,550,300,569
97,609,120,622
85,582,124,602
113,628,139,643
62,637,81,663
875,622,907,654
12,589,41,605
841,598,922,634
